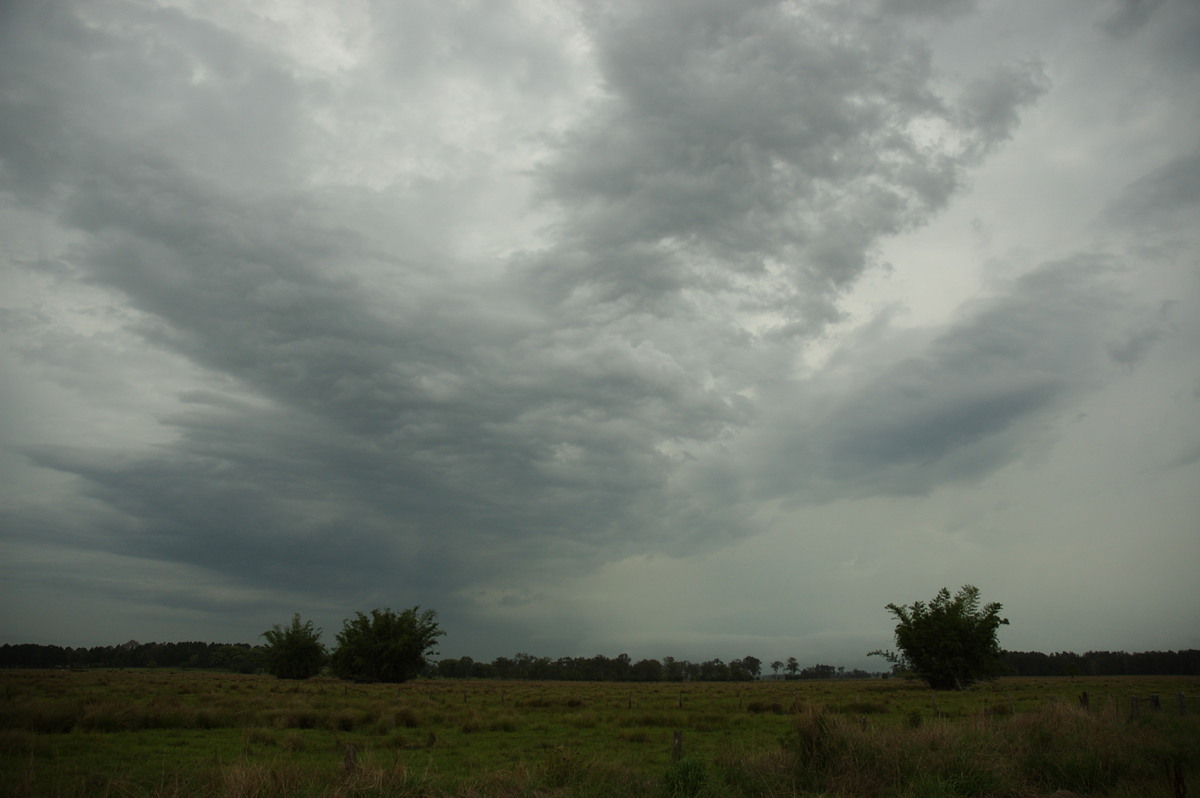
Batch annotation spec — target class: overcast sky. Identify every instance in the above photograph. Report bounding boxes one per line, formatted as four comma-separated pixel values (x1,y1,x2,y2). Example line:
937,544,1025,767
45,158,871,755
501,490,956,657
2,0,1198,669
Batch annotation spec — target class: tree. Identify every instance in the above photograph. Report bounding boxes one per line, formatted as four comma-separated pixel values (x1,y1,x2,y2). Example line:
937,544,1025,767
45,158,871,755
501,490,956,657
870,585,1009,690
262,614,326,679
632,658,664,681
663,656,687,682
331,606,443,683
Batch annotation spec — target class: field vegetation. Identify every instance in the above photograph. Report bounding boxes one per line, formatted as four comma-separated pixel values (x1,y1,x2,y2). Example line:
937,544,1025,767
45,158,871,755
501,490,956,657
2,669,1197,797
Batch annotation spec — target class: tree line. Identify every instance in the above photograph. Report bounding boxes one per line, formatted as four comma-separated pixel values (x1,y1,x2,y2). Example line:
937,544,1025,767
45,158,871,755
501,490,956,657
1003,649,1200,677
0,640,263,672
3,641,1197,680
432,653,877,682
5,587,1198,685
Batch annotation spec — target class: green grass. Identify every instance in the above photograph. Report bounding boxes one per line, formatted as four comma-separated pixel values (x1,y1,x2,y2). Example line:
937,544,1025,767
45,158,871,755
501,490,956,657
1,670,1197,796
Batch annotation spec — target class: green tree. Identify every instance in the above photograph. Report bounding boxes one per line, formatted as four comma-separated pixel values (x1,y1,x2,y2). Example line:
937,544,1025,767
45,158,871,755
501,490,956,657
331,606,443,683
870,584,1009,690
261,614,326,679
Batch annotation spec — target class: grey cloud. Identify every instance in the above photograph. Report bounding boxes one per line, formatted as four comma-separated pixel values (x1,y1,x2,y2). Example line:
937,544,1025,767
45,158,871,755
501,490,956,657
524,1,1046,340
8,0,1124,652
1104,147,1200,228
0,2,302,201
1099,0,1200,74
954,61,1049,159
759,258,1140,500
369,0,581,95
882,0,978,19
529,5,939,312
1098,0,1166,39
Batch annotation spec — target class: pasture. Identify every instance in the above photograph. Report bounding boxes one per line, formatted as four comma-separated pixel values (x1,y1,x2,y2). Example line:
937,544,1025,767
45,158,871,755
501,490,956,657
1,669,1197,796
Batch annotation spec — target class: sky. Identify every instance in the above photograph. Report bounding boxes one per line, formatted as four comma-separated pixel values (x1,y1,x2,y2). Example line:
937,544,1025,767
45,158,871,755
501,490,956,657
1,0,1198,670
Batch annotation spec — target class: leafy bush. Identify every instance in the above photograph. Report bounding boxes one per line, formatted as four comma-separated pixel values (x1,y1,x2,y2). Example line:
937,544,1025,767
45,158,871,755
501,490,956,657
331,607,443,684
261,614,326,680
872,585,1009,690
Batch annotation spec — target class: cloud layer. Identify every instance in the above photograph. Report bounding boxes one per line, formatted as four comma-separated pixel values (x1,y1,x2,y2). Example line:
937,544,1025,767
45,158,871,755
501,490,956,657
2,0,1198,662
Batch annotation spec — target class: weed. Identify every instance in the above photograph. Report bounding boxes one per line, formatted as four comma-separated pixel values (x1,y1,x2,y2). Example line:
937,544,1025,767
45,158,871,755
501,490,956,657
661,756,707,797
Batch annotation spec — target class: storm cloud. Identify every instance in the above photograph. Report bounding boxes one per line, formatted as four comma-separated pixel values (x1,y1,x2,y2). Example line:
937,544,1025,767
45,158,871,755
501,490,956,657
2,0,1197,663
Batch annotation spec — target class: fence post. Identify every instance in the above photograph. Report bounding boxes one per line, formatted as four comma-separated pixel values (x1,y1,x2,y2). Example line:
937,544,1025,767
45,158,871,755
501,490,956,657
1130,697,1140,719
1079,691,1089,711
1178,692,1187,716
343,743,357,777
1150,694,1161,712
672,730,683,761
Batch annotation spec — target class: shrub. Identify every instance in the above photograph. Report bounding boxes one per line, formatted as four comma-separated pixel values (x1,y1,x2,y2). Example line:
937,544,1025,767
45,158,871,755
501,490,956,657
331,607,443,684
871,585,1009,690
661,756,708,797
261,614,326,680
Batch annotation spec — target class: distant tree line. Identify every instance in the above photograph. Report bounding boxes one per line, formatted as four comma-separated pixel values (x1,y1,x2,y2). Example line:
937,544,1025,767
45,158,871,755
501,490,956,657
0,641,264,672
1002,649,1200,677
432,653,877,682
4,641,1197,680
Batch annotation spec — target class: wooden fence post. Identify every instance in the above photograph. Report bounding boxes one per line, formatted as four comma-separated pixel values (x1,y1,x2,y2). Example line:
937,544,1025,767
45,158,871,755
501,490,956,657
1178,692,1187,716
343,743,357,777
1079,691,1089,711
1130,697,1140,719
1150,694,1161,712
672,730,683,762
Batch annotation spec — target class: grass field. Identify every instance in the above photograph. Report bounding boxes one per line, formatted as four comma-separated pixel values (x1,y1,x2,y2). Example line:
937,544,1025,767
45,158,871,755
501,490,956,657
1,669,1197,797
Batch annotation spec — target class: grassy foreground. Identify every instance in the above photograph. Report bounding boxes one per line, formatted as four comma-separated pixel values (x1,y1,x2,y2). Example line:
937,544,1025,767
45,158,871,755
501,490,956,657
1,670,1197,797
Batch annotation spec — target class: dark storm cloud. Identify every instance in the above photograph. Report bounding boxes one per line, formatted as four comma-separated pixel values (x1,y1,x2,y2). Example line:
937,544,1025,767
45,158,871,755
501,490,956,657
1099,0,1200,72
1098,0,1166,39
1104,147,1200,229
757,257,1152,500
525,1,1044,328
13,0,1188,657
1,0,1047,599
